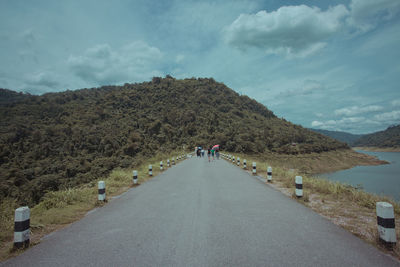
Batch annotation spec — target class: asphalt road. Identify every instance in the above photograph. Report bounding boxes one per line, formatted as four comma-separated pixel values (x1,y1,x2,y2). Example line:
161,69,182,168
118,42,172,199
3,157,399,266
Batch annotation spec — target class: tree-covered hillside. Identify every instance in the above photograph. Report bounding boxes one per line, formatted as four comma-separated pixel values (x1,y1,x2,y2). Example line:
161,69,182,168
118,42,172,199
353,125,400,148
0,77,348,205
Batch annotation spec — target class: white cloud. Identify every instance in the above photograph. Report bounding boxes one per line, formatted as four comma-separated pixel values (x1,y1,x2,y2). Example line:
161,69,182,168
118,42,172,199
373,110,400,122
334,105,383,116
278,80,324,98
310,116,381,133
24,71,60,88
68,41,163,85
224,4,349,57
348,0,400,32
391,100,400,107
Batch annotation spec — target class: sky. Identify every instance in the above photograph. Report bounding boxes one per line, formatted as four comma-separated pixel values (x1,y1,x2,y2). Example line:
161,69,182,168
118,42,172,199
0,0,399,134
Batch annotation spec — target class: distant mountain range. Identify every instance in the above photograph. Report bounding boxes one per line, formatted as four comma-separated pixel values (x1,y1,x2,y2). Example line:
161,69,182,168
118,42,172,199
309,125,400,148
353,125,400,148
309,129,363,146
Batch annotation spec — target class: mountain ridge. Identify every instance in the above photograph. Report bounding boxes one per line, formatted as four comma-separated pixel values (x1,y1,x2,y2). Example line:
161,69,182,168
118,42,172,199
0,77,348,205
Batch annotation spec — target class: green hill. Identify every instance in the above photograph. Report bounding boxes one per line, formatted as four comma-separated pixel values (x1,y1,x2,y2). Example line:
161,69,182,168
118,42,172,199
353,125,400,148
0,77,348,205
309,128,363,146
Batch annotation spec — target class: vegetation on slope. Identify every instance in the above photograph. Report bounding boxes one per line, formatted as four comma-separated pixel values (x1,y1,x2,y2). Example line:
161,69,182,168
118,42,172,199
0,76,347,206
353,125,400,148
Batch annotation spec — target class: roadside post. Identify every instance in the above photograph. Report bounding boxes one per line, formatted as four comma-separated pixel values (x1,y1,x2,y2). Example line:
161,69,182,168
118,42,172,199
376,202,396,247
295,176,303,197
149,165,153,176
133,170,138,185
252,162,256,175
267,166,272,182
243,159,247,169
98,181,106,201
14,207,30,249
237,157,240,166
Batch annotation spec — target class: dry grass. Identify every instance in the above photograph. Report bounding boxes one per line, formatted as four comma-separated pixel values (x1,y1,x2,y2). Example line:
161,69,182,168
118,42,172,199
0,150,189,262
222,152,400,259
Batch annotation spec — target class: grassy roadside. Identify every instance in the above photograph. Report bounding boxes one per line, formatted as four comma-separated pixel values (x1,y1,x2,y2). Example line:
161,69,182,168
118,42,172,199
0,150,189,262
222,150,400,260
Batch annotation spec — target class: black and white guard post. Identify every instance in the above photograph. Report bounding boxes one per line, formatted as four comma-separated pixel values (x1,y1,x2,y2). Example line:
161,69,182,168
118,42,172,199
376,202,396,246
172,158,175,165
295,176,303,197
149,165,153,176
237,157,240,166
133,170,138,185
232,156,235,164
14,206,30,249
167,159,170,167
98,181,106,201
252,162,256,175
267,166,272,182
243,159,247,169
160,161,163,171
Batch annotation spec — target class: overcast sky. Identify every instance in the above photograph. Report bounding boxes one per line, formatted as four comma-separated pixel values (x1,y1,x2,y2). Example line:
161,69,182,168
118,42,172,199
1,0,399,134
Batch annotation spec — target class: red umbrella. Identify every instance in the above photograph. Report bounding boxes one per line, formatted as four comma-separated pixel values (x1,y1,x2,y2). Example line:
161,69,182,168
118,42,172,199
212,145,219,150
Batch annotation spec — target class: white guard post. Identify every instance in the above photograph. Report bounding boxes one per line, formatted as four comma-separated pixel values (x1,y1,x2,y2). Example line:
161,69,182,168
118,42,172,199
267,166,272,182
133,170,138,185
98,181,106,201
376,202,396,245
149,165,153,176
252,162,256,175
237,157,240,166
160,161,163,171
14,206,30,249
295,176,303,197
243,159,247,169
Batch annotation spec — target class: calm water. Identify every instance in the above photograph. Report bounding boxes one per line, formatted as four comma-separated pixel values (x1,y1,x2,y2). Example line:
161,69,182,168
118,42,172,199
319,150,400,202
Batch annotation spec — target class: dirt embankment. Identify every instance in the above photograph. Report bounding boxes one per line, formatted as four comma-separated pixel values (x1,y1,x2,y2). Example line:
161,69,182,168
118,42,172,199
258,149,388,175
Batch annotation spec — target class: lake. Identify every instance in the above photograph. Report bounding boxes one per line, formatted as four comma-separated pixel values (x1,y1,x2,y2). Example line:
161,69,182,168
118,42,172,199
319,150,400,202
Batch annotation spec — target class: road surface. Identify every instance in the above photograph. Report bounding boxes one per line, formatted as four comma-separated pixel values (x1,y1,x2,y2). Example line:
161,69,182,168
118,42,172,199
3,157,399,266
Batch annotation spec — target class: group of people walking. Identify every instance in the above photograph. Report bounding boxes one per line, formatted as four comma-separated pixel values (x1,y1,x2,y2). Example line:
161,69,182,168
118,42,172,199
196,145,220,162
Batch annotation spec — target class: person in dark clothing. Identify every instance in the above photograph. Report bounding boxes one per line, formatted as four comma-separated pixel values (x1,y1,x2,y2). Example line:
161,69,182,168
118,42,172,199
207,148,211,162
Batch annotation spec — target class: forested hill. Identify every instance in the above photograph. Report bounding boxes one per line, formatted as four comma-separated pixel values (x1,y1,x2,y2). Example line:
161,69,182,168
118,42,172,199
353,125,400,148
0,77,348,205
309,128,363,146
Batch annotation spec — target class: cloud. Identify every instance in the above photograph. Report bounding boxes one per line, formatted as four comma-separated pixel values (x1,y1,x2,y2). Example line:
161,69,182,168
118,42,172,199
334,105,383,116
348,0,400,32
68,41,163,85
312,110,400,133
224,4,349,57
391,100,400,107
24,71,60,88
311,116,381,132
373,110,400,122
278,80,324,98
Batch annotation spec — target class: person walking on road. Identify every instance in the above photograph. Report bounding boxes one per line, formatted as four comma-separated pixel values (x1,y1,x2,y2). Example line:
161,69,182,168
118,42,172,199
211,148,215,161
215,148,220,160
207,148,211,162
